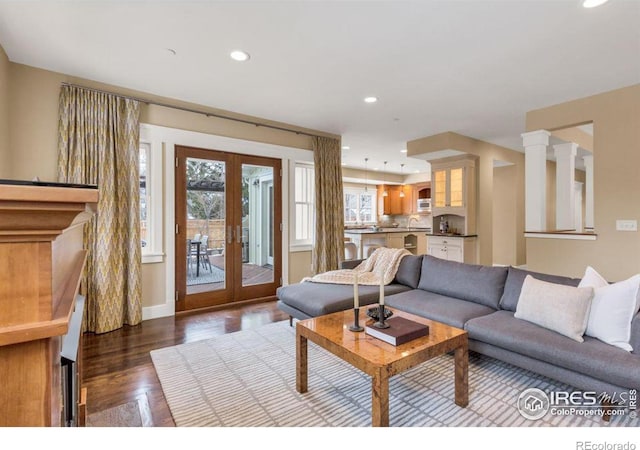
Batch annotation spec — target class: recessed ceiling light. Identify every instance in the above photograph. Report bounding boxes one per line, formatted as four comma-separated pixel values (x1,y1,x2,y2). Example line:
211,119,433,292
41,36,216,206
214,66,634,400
342,146,350,150
400,149,407,153
364,96,378,103
414,170,420,173
230,50,250,62
373,168,379,171
582,0,609,7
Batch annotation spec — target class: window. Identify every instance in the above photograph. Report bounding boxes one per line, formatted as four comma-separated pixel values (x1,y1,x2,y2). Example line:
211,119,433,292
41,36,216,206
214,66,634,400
292,163,314,247
140,143,150,248
344,188,376,224
139,138,163,263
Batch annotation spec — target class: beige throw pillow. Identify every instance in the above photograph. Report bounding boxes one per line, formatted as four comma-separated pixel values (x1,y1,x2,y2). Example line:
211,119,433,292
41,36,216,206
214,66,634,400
514,275,594,342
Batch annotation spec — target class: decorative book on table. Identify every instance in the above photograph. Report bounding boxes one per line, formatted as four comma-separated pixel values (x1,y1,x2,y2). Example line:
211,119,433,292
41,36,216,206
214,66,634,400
365,316,429,345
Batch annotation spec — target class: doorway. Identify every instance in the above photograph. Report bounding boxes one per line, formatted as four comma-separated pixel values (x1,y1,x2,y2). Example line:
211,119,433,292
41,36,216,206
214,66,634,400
175,145,282,311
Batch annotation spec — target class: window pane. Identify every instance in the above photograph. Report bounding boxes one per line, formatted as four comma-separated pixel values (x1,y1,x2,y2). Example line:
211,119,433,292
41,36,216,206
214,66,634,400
140,146,148,247
293,164,314,245
360,193,373,222
344,193,358,222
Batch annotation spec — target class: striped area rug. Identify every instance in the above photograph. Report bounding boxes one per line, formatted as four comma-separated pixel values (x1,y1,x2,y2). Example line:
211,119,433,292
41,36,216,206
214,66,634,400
150,321,638,427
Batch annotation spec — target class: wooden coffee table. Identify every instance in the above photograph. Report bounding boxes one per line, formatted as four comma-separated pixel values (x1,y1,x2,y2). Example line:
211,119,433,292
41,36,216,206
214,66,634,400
296,308,468,427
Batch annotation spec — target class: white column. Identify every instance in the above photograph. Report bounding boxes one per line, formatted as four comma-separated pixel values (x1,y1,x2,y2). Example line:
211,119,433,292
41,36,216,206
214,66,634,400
522,130,550,231
574,181,583,233
553,142,578,230
583,154,594,230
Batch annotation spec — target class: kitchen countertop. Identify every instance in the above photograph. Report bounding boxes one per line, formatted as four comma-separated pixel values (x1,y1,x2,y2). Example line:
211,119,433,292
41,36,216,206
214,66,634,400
425,233,478,238
344,228,432,234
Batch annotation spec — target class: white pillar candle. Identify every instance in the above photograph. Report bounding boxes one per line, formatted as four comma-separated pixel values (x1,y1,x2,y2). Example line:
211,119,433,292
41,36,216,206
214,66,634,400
379,272,385,306
353,273,359,309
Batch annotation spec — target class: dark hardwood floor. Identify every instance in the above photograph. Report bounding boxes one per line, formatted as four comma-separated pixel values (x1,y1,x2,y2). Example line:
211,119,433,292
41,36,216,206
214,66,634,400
82,300,289,426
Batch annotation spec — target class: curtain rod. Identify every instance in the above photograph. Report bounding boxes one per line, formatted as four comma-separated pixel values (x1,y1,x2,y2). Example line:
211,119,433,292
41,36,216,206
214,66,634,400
60,82,323,139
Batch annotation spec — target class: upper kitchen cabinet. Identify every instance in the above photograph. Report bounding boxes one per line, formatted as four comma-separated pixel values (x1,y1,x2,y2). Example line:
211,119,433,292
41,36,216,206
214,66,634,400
400,184,413,215
378,185,401,215
431,155,477,221
378,183,431,216
412,182,431,215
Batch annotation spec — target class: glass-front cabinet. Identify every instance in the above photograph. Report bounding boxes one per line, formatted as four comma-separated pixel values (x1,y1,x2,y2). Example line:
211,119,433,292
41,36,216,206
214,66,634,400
433,170,447,208
430,155,478,234
450,168,464,207
432,164,469,210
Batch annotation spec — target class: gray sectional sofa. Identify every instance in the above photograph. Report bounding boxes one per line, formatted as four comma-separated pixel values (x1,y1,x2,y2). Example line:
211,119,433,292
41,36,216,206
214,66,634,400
277,255,640,396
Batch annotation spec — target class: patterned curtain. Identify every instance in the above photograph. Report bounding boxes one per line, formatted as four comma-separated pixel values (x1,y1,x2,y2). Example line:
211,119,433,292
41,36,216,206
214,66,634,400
57,85,142,334
312,136,344,274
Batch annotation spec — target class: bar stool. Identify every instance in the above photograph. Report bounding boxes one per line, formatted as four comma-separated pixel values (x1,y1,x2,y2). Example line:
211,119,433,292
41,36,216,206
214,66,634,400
344,242,357,260
365,245,380,258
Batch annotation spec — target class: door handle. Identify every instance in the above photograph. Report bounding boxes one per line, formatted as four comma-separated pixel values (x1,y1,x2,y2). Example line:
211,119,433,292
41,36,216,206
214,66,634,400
227,226,233,244
237,225,242,244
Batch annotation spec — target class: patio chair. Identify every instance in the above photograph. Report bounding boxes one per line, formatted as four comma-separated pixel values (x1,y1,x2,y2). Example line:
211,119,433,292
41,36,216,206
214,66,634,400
200,235,212,272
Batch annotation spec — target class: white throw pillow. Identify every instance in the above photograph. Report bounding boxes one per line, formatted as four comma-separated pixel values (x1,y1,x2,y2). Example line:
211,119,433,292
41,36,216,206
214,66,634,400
578,266,640,352
514,275,594,342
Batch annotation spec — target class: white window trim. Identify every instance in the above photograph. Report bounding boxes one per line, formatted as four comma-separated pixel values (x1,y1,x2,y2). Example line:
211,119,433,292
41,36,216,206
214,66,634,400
344,186,377,225
290,161,314,251
140,128,164,264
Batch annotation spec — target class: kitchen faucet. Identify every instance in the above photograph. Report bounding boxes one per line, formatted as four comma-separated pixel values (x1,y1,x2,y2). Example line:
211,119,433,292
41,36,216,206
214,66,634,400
407,215,419,230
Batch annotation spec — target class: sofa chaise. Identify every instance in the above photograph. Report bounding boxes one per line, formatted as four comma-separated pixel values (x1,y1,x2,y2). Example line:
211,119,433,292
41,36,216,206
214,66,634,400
276,255,640,397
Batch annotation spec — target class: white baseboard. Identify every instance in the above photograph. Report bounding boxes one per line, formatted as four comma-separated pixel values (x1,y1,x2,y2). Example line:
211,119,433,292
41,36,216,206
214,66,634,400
142,301,175,321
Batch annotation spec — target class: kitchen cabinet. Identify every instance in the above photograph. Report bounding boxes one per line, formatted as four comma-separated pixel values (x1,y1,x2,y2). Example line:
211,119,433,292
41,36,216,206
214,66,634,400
406,182,431,215
431,155,477,234
377,185,406,216
378,183,432,216
400,184,414,215
414,183,431,202
386,234,405,249
427,235,477,263
344,230,428,259
417,234,427,254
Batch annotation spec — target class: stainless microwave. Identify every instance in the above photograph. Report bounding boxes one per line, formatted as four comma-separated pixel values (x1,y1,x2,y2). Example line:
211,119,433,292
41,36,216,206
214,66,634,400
417,198,431,212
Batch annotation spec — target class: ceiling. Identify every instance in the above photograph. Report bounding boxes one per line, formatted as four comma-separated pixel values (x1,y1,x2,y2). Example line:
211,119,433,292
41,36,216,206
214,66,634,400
0,1,638,176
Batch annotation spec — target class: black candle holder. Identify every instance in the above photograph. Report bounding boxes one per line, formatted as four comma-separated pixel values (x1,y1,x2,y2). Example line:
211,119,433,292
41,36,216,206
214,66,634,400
372,303,390,329
349,307,364,332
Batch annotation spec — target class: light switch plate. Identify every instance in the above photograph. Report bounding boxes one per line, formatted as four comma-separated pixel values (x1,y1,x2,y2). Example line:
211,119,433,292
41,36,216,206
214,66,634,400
616,220,638,232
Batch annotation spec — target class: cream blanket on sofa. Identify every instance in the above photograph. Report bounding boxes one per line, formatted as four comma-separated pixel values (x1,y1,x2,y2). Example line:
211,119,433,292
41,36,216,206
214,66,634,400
303,247,411,285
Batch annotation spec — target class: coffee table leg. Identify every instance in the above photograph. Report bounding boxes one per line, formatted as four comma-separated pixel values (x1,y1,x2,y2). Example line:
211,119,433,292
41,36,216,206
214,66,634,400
296,329,308,393
454,341,469,408
371,368,389,427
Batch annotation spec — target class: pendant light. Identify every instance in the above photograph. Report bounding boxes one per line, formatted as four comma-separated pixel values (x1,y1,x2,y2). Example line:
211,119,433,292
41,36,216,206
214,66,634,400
382,161,388,197
364,158,369,192
399,163,405,198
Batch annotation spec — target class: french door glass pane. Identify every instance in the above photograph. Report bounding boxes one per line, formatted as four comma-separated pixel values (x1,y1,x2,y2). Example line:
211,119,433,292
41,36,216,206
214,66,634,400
185,157,226,295
241,164,275,286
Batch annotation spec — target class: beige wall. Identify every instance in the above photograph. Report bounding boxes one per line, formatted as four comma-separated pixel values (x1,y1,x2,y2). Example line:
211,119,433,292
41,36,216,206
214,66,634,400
0,45,9,178
6,62,335,310
551,126,593,153
8,62,332,182
492,165,517,266
342,167,404,185
289,251,313,284
526,84,640,280
407,132,526,266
